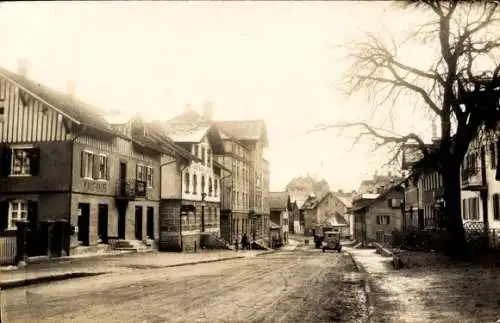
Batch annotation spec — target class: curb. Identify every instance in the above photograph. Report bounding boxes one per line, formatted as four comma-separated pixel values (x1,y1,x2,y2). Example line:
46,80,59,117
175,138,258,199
0,272,106,290
347,251,375,322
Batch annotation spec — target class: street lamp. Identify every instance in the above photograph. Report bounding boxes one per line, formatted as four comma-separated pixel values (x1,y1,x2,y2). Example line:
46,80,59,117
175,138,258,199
201,192,207,232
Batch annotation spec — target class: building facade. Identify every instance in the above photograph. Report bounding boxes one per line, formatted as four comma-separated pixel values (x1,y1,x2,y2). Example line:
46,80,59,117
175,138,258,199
154,108,225,252
352,185,404,243
269,191,290,245
0,64,164,257
216,119,270,244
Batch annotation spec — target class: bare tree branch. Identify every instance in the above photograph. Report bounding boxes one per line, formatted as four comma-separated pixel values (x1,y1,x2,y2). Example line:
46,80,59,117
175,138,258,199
308,122,430,154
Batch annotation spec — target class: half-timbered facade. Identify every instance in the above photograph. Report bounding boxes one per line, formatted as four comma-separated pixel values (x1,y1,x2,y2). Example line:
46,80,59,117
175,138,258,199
0,64,166,257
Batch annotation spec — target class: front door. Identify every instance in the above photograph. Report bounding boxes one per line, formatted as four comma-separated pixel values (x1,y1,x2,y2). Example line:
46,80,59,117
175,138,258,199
135,206,143,240
77,203,90,246
117,203,126,239
146,206,154,239
98,204,109,243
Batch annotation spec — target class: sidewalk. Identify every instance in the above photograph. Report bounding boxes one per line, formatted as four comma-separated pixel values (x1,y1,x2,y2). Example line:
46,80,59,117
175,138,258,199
0,249,266,290
347,247,500,323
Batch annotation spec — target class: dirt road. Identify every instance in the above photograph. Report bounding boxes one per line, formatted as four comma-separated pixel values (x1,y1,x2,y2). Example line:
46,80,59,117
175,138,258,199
2,248,366,323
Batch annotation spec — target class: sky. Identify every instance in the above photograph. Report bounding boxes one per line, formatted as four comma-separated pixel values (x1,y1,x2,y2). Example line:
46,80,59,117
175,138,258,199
0,1,437,192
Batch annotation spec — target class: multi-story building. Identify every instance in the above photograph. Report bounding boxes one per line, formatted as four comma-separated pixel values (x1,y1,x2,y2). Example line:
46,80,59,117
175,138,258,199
215,118,269,243
152,106,225,251
261,158,270,236
216,127,252,244
0,63,167,257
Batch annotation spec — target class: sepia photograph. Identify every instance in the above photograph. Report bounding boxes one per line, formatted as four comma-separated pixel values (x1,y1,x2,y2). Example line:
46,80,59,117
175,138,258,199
0,1,500,322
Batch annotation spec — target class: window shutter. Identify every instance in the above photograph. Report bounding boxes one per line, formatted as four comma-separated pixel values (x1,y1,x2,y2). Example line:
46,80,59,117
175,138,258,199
495,195,500,220
0,148,12,177
105,157,110,180
81,152,86,177
29,148,40,176
496,140,500,180
136,165,140,180
92,155,99,179
0,200,8,231
387,216,390,225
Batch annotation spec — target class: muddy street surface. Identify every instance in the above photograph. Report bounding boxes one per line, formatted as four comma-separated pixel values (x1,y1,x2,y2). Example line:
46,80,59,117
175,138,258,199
1,248,366,323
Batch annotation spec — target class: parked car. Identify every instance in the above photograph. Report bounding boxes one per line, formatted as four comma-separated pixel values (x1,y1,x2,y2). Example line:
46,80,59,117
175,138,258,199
321,232,342,253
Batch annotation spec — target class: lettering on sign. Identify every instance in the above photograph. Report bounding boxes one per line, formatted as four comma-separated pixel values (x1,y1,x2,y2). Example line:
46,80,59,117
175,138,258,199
83,180,108,194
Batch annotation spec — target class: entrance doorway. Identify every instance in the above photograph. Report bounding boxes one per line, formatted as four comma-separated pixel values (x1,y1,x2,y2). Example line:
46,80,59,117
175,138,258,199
98,204,109,243
146,207,154,239
117,203,126,239
77,203,90,246
135,206,143,240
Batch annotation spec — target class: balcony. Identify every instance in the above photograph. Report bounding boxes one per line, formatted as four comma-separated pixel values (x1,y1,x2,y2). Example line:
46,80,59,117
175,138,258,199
115,179,147,200
461,167,487,191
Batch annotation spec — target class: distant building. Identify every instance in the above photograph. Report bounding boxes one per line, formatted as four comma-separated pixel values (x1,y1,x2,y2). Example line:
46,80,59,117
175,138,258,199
269,191,290,245
357,172,403,194
286,174,330,208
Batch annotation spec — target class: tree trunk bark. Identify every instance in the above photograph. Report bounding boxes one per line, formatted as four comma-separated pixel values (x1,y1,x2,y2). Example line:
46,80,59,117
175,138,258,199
443,162,467,258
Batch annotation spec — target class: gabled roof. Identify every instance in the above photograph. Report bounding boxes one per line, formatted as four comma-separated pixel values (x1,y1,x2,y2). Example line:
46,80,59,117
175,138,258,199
352,179,405,212
322,213,349,227
0,67,116,136
153,110,224,154
215,119,269,147
269,191,290,210
333,195,353,208
301,195,319,210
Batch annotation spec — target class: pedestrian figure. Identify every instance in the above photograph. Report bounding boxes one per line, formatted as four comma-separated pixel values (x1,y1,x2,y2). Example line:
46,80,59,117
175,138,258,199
241,233,248,250
234,239,239,251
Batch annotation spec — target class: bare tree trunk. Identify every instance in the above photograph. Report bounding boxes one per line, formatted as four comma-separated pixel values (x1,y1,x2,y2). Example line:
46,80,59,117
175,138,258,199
443,162,467,258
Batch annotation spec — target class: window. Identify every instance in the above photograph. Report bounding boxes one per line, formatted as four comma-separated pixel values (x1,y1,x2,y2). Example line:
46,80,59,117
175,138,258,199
468,197,480,220
184,172,190,193
146,167,153,187
81,152,93,178
194,145,199,158
97,155,108,180
136,165,153,187
207,149,212,167
81,152,109,180
5,147,40,176
376,215,390,225
491,142,497,169
201,147,206,165
208,177,213,196
214,178,218,197
193,174,198,194
201,175,206,194
494,194,500,220
387,198,401,208
8,200,28,230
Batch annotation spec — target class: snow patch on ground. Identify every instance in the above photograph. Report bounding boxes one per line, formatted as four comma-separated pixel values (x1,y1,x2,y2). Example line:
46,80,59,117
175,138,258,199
349,247,500,323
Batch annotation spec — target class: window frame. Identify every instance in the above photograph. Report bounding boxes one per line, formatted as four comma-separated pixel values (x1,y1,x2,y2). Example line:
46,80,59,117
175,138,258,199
8,200,28,230
11,147,33,177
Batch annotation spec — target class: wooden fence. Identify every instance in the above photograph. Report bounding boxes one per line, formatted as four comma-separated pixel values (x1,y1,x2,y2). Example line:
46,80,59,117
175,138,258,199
0,235,17,266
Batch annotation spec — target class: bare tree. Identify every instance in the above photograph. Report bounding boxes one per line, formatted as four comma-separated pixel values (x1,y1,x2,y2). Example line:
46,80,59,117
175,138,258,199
313,1,500,257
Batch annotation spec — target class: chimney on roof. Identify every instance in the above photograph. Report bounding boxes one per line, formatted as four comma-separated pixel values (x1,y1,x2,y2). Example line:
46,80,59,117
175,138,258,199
202,101,213,120
66,79,76,98
17,58,31,77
